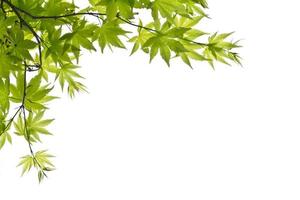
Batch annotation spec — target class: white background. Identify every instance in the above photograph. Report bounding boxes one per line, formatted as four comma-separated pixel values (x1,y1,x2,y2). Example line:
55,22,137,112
1,0,300,199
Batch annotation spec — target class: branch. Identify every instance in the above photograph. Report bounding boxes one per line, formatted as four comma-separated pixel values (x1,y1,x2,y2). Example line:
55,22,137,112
116,15,209,47
21,106,48,178
0,106,22,137
0,0,6,18
3,0,43,69
21,11,105,20
2,0,105,19
0,61,29,137
3,0,212,72
21,63,48,178
0,61,49,178
117,15,160,34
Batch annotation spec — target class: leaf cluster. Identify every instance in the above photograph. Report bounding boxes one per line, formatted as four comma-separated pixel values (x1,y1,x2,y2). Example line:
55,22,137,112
0,0,241,182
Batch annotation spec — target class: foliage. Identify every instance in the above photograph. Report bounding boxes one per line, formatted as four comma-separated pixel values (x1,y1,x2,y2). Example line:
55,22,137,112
0,0,241,182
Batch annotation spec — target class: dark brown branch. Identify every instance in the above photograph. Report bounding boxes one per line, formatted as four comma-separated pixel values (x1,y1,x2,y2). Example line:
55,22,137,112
21,106,48,178
0,106,22,137
0,0,7,18
3,0,105,19
117,15,160,34
21,63,48,178
116,14,209,47
3,0,43,69
1,63,48,177
23,11,105,20
0,61,28,137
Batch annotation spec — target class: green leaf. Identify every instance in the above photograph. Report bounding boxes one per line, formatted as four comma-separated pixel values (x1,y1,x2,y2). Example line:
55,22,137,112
25,111,54,143
18,155,34,176
166,27,190,38
0,133,6,150
180,52,192,68
35,150,55,169
0,78,10,112
160,45,171,66
106,0,118,20
94,20,129,52
151,0,187,22
38,170,44,183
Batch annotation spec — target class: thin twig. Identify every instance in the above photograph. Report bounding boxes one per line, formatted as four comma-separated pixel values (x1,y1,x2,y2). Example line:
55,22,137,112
21,106,47,178
21,63,48,177
0,106,22,137
3,0,105,19
0,0,7,18
116,15,209,47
